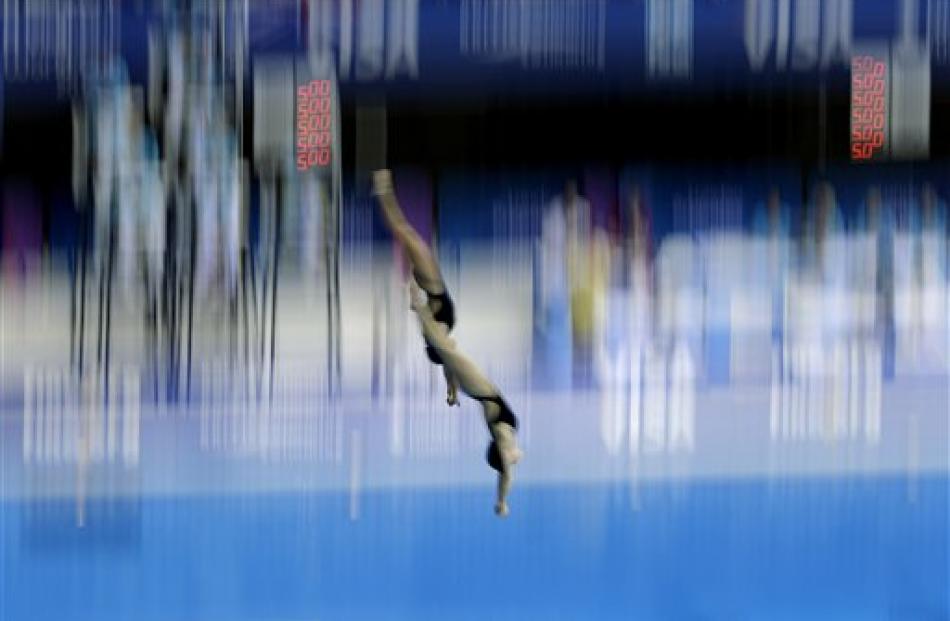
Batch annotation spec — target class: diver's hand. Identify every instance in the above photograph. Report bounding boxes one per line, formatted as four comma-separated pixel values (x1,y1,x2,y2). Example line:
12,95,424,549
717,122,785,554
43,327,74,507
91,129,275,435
408,280,426,313
494,501,509,517
372,169,393,196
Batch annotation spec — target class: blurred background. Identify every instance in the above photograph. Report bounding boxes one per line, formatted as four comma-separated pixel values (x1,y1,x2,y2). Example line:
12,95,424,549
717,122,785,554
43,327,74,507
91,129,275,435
0,1,947,619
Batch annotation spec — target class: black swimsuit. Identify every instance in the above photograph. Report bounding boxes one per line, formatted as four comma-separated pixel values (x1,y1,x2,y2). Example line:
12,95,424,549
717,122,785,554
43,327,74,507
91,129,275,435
423,290,456,365
473,394,518,429
473,394,519,473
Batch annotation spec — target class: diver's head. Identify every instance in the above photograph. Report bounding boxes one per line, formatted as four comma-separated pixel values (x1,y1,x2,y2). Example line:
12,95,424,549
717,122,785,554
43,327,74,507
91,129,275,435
486,441,504,473
486,424,522,473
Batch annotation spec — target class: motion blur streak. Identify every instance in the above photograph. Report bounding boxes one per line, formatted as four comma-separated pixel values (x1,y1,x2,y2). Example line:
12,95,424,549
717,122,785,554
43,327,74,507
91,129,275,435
0,1,947,620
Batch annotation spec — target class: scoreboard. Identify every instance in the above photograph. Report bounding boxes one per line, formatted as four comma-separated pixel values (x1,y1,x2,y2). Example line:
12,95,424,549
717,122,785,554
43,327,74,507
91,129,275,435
851,54,889,161
850,55,887,162
296,79,334,170
850,43,930,162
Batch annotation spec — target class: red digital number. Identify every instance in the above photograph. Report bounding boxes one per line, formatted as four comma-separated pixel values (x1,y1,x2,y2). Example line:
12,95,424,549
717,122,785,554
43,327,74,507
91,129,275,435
297,81,333,169
313,97,330,114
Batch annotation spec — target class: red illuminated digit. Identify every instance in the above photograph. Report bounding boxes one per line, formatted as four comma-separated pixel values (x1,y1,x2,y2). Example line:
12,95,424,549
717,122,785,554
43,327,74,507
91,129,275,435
872,113,884,129
313,97,330,114
297,153,309,170
873,61,885,77
872,131,884,148
314,131,330,147
851,143,866,160
317,80,331,97
316,114,331,131
317,147,330,166
872,78,884,94
873,95,884,112
307,150,319,166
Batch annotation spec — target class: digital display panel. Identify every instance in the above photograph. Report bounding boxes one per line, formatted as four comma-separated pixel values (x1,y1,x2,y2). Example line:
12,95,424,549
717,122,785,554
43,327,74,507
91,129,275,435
850,55,887,162
296,79,332,170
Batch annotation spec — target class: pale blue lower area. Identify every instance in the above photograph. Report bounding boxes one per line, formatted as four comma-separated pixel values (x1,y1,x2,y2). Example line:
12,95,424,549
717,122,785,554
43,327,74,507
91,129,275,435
3,475,946,621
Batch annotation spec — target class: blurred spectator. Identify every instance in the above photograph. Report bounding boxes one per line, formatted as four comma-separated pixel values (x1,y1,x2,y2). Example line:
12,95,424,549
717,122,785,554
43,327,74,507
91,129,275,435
1,185,42,284
918,184,947,289
538,179,592,387
752,187,791,238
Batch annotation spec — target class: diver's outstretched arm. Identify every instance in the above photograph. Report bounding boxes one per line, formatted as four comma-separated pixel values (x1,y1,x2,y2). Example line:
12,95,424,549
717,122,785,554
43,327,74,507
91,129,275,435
495,471,512,516
489,415,521,518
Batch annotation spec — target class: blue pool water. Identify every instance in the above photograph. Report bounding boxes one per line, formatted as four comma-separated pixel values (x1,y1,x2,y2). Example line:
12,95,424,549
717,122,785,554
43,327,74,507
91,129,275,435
3,476,947,621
